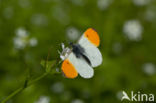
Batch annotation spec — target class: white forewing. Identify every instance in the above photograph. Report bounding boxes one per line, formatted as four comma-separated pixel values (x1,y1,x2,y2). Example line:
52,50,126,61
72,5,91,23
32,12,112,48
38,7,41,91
67,52,94,78
78,35,102,67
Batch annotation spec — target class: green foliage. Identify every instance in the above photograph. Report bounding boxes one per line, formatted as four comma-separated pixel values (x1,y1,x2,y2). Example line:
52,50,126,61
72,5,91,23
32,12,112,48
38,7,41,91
40,60,56,73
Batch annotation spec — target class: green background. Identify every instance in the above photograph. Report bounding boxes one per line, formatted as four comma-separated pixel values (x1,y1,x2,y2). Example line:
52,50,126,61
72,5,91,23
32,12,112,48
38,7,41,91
0,0,156,103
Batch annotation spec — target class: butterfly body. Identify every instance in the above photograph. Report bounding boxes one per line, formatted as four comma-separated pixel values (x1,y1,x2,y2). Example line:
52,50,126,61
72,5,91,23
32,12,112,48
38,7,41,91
70,43,91,66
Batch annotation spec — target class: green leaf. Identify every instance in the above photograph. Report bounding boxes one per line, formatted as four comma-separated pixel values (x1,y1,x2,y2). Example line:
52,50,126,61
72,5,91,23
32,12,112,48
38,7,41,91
40,60,56,73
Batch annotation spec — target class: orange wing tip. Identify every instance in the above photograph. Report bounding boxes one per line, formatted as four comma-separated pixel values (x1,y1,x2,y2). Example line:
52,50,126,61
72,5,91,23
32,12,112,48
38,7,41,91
61,59,78,79
84,28,100,47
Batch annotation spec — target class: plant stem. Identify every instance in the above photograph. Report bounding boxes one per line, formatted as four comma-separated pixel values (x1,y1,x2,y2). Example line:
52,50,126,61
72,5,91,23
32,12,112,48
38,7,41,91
1,72,49,103
29,72,48,85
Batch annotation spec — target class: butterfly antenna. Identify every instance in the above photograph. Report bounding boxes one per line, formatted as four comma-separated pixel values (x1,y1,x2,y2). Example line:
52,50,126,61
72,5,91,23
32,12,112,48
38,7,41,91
61,43,65,50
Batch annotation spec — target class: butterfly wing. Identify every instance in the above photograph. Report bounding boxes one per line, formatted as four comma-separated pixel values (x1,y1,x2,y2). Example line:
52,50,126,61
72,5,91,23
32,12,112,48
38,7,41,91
61,58,78,78
78,28,102,67
61,52,94,78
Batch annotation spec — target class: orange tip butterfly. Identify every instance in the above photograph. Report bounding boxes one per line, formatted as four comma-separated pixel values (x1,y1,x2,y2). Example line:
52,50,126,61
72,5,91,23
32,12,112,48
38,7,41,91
59,28,102,79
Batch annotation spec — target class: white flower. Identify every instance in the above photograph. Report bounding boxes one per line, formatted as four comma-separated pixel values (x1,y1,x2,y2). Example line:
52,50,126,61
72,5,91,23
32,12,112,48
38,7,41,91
13,27,38,50
13,27,29,49
29,37,38,47
13,37,27,49
66,27,80,41
16,27,29,38
35,96,50,103
133,0,151,6
71,99,84,103
123,20,143,41
142,63,156,76
97,0,113,10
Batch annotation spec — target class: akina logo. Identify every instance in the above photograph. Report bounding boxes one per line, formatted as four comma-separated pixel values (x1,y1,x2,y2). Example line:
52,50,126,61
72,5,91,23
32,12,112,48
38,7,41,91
121,91,155,102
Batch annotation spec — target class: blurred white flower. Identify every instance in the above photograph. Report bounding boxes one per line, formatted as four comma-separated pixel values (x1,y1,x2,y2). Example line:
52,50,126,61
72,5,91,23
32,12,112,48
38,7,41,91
52,6,70,25
71,99,84,103
70,0,84,6
35,96,50,103
97,0,113,10
3,7,14,19
145,7,156,21
123,20,143,41
14,28,29,49
66,27,80,41
18,0,31,8
16,27,29,37
31,14,48,26
13,37,27,49
142,63,156,76
133,0,151,6
29,37,38,47
51,82,64,93
13,27,38,50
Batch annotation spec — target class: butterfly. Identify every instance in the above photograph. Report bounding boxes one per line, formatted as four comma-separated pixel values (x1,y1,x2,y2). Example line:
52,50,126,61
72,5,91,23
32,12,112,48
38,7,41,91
59,28,102,79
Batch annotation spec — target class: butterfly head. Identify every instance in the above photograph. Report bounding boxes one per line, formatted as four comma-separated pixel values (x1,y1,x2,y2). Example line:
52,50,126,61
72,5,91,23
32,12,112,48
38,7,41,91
59,43,71,60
